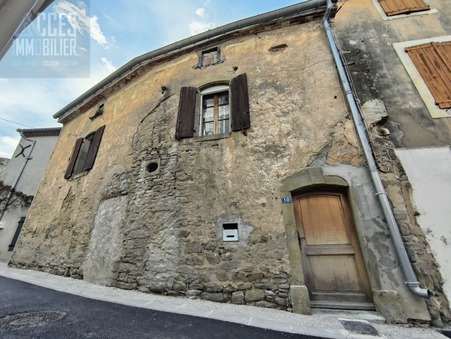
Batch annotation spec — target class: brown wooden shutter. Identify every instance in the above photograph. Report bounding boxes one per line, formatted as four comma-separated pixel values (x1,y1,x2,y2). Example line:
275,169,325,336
406,42,451,109
379,0,429,16
82,125,105,172
64,138,83,179
230,73,250,132
176,87,197,139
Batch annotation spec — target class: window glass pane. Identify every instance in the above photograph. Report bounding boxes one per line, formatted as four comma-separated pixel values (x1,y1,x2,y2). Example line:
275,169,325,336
73,139,91,175
218,93,229,105
200,88,230,137
203,96,214,108
203,122,214,136
218,119,230,134
203,107,214,121
219,105,229,119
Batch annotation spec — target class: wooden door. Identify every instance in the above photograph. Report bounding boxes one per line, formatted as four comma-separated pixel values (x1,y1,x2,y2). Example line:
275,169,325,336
293,191,374,310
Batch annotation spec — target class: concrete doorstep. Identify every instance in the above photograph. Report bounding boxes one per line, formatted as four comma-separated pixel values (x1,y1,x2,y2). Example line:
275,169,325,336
0,261,447,339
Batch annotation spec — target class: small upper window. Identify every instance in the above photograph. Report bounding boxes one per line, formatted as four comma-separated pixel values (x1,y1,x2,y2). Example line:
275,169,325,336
64,125,105,179
378,0,429,16
196,47,222,68
200,85,230,136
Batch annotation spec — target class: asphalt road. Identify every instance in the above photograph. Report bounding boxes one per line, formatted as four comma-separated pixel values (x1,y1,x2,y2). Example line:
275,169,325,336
0,276,323,339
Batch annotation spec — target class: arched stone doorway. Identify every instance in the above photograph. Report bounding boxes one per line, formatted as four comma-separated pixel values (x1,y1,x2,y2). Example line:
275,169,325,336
280,167,374,314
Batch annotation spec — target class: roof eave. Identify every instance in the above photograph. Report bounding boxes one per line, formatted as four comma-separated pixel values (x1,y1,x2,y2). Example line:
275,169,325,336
54,0,331,123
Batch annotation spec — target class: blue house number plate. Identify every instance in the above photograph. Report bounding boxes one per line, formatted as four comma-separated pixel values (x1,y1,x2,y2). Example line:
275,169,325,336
281,197,292,204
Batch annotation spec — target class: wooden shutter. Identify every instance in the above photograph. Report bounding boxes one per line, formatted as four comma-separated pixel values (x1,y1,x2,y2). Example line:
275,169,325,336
64,137,83,179
379,0,429,16
230,73,250,132
82,125,105,172
176,87,197,139
406,42,451,109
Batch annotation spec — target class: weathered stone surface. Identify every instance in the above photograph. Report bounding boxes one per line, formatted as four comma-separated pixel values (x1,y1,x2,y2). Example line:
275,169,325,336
265,290,276,299
115,282,135,290
206,283,222,293
232,272,246,281
255,283,277,290
223,285,237,293
189,283,204,290
275,297,287,306
372,290,407,324
231,291,245,304
290,285,311,315
245,289,265,302
206,253,221,264
185,242,203,254
246,273,264,282
237,283,252,291
148,282,166,293
200,292,225,302
186,290,202,298
255,301,278,309
272,277,288,284
172,281,186,292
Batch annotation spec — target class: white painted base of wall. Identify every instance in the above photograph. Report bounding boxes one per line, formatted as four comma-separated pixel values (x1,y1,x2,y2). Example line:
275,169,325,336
396,147,451,308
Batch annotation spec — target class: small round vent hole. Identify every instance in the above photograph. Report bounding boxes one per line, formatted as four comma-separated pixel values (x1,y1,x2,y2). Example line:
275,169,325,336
147,162,159,173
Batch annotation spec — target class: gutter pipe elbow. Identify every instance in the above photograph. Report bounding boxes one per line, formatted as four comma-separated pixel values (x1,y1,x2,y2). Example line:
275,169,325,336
407,282,432,299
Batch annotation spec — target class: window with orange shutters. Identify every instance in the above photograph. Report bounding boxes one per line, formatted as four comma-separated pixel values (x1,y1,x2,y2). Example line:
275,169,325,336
405,42,451,109
378,0,430,16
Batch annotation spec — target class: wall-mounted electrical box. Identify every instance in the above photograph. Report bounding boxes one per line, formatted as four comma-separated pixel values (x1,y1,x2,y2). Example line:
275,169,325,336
222,223,238,242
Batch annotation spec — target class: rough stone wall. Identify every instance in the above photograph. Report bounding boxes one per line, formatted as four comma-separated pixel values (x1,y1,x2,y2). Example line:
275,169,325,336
334,0,451,325
11,20,362,311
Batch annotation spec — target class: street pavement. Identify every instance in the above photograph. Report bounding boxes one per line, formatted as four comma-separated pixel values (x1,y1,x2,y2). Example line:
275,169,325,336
0,261,448,338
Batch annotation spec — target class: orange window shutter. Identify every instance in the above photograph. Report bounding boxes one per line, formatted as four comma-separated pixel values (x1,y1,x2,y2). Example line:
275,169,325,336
379,0,429,16
406,42,451,109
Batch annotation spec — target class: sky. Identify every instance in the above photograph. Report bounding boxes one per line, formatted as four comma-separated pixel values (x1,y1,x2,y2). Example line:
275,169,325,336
0,0,304,158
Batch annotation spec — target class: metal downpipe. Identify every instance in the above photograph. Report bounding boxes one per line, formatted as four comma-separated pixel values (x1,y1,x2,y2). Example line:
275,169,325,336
322,0,431,299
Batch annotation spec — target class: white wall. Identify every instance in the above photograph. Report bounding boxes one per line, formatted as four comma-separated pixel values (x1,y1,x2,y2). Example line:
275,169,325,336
396,147,451,304
0,133,59,260
2,134,59,195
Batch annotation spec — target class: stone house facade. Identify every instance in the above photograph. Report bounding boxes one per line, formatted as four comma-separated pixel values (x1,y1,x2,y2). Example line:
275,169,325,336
0,127,61,261
9,0,447,324
334,0,451,326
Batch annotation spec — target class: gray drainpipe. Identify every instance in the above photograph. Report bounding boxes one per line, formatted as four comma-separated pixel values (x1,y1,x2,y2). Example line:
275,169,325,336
322,0,431,299
0,131,36,222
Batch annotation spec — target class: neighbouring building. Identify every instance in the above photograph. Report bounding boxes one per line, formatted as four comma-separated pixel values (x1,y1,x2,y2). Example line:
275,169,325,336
0,127,61,261
334,0,451,326
0,157,9,179
9,0,450,324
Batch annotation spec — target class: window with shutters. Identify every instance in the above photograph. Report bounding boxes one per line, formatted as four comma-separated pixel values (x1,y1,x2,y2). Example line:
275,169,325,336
405,42,451,110
393,38,451,118
200,85,230,136
378,0,430,16
64,125,105,179
175,73,250,140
